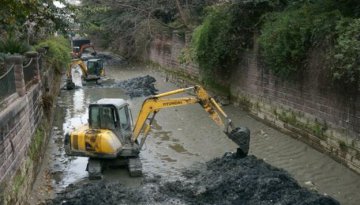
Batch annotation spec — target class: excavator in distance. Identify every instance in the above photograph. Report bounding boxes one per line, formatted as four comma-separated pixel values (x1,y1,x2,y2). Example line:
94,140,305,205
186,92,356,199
65,58,105,90
64,85,250,179
71,39,97,59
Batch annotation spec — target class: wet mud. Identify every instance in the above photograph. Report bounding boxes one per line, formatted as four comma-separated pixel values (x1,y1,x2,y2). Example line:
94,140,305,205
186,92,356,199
117,75,158,98
48,153,338,205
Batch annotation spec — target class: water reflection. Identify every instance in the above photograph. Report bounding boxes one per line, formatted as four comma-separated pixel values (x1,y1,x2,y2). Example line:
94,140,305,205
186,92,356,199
71,66,83,88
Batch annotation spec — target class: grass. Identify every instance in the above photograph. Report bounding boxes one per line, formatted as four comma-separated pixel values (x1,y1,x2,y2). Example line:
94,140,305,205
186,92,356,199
12,171,26,194
28,127,45,161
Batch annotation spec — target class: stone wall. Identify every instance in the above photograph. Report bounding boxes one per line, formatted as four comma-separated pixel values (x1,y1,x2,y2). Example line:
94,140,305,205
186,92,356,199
149,32,200,78
0,51,60,204
148,32,360,173
0,84,43,182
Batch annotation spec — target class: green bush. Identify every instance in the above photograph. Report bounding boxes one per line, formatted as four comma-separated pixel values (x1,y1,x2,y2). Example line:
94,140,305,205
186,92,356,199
330,18,360,92
259,3,342,78
192,5,233,72
35,36,71,74
259,7,312,78
0,37,31,54
192,2,271,74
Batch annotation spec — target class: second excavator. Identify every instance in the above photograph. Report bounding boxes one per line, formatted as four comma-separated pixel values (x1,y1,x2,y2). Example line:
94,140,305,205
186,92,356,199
65,58,105,89
64,85,250,178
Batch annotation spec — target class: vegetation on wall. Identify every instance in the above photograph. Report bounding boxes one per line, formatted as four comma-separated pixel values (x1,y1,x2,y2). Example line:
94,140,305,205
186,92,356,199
258,0,360,91
35,36,71,74
258,6,341,78
191,1,272,75
0,37,31,55
331,18,360,92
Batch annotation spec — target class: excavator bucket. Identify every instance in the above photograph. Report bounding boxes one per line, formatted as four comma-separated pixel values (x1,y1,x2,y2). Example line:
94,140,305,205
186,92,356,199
227,127,250,158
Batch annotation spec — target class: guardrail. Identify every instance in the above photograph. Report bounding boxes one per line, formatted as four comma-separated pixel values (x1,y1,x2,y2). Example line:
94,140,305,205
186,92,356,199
0,50,45,104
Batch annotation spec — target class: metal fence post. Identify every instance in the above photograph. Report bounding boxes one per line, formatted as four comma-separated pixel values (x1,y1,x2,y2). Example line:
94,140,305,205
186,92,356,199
25,51,40,83
5,56,25,97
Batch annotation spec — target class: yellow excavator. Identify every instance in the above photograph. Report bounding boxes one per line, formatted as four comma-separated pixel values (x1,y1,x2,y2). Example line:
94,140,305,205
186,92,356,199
65,59,105,90
64,85,250,178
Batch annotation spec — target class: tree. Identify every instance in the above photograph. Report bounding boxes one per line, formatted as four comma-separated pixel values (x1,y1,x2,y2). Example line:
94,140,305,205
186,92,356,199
0,0,73,43
77,0,215,60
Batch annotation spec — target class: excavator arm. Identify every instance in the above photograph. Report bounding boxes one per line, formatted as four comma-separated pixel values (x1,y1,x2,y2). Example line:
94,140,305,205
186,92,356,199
72,44,97,58
66,59,88,79
132,85,250,156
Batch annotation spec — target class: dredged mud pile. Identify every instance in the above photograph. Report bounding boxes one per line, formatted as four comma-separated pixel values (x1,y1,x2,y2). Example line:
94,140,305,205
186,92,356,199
117,75,158,98
49,153,339,205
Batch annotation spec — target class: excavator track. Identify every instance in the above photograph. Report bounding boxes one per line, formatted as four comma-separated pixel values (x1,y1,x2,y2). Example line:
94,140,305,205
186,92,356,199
87,158,103,180
128,157,142,177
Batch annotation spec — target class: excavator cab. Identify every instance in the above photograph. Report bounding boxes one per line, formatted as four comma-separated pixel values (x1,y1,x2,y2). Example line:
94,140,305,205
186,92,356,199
86,59,104,77
65,59,105,90
89,99,132,134
73,46,80,53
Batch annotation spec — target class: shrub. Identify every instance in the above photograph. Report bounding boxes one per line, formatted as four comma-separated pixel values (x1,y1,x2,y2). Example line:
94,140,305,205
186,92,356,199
330,18,360,92
192,2,272,75
259,3,342,78
35,36,71,74
259,7,313,78
0,37,31,54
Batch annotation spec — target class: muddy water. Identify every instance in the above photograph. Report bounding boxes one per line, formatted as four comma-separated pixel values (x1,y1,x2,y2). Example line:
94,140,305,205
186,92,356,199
30,65,359,205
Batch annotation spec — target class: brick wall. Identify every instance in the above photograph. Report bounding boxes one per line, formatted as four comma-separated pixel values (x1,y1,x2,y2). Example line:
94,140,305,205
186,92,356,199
0,52,60,204
148,32,360,173
231,43,360,134
230,41,360,172
0,84,43,183
149,32,200,78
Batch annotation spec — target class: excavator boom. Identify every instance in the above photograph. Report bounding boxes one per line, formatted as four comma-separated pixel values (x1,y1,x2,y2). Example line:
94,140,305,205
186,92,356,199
132,85,250,156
